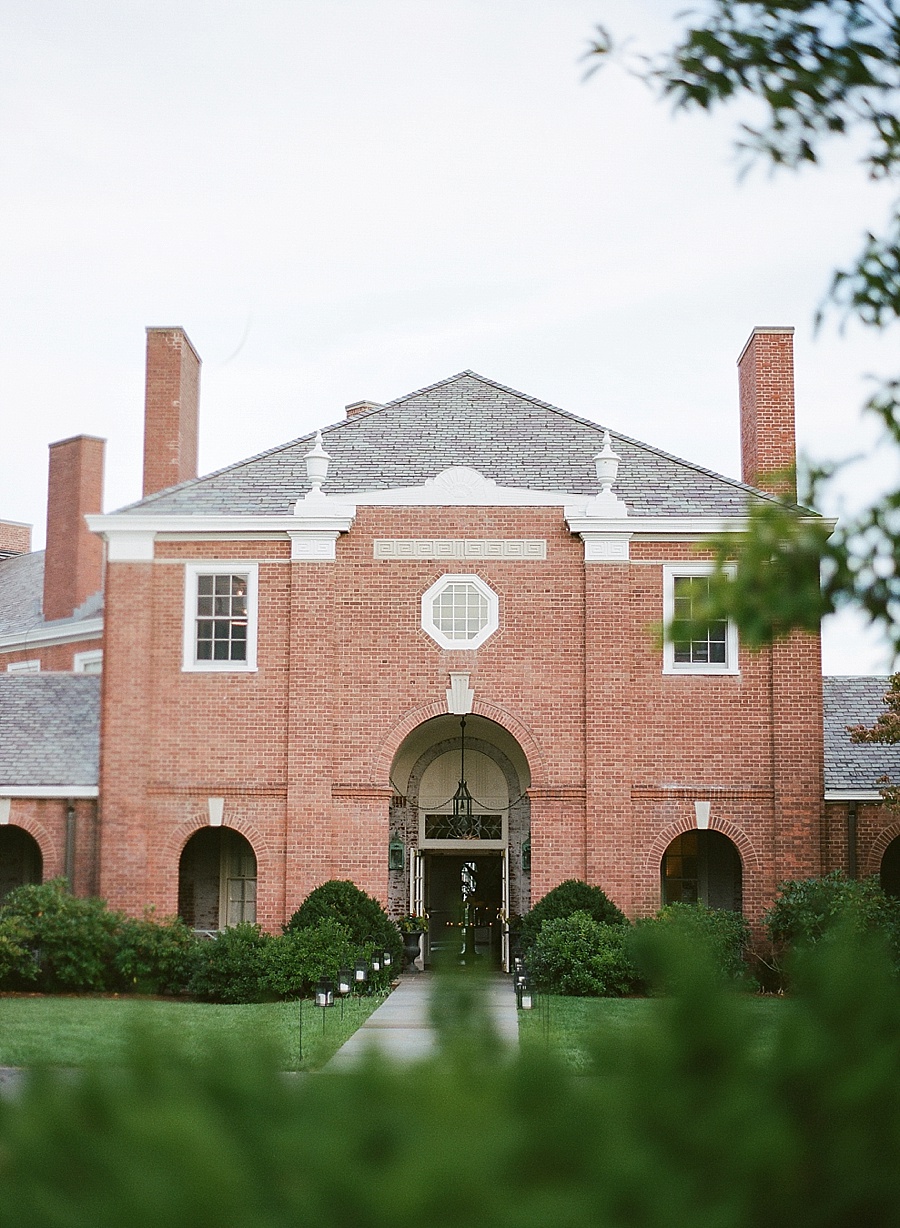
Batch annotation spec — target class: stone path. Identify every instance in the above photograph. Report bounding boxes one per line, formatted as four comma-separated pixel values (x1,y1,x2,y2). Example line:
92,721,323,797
326,972,519,1068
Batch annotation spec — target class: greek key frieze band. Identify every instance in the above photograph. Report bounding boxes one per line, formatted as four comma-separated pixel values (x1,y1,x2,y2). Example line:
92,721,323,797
373,539,547,560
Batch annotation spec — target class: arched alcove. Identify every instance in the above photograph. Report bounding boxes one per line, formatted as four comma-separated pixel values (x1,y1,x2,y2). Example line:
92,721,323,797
177,827,257,933
388,713,531,968
0,826,42,903
660,829,743,912
881,834,900,899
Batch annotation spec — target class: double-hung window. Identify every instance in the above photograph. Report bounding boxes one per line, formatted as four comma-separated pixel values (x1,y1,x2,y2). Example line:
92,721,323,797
662,564,738,675
182,563,259,672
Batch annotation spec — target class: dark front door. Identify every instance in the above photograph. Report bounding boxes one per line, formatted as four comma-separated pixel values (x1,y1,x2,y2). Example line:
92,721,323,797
425,853,503,967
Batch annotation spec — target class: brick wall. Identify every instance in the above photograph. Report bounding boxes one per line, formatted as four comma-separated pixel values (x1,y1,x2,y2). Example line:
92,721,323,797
96,503,825,930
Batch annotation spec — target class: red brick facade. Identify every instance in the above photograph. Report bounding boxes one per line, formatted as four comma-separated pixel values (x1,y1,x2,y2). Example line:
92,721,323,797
3,325,877,948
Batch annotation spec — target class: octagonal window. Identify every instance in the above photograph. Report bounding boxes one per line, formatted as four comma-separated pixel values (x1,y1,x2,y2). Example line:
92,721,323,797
421,574,499,650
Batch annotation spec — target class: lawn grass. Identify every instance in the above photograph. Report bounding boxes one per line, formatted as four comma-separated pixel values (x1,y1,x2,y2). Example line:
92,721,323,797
0,991,385,1071
518,993,788,1069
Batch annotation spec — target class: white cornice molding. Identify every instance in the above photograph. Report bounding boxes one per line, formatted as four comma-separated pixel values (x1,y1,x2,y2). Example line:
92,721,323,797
0,617,104,652
825,789,883,802
88,509,357,562
0,786,98,798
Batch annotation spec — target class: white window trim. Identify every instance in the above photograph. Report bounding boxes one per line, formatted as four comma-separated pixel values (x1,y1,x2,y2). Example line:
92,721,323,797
73,649,103,673
7,659,40,673
662,563,739,676
182,562,259,673
421,573,499,651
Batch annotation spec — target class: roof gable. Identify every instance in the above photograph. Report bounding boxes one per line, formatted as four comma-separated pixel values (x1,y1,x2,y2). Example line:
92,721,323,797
114,371,792,519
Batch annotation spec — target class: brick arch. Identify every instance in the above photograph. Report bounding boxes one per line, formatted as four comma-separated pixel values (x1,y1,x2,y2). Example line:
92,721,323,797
162,811,271,868
373,700,545,790
863,819,900,878
3,816,58,873
644,816,761,877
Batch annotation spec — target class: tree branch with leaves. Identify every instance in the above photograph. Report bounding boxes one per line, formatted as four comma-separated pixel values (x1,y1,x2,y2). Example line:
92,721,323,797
591,1,900,653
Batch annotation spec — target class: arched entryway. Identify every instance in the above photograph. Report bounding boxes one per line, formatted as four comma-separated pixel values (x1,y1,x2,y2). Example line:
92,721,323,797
661,830,743,911
177,827,257,933
0,826,42,903
880,835,900,898
388,713,531,968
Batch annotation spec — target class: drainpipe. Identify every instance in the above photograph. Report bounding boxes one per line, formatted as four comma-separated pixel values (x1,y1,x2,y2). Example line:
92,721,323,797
65,801,77,888
847,801,858,880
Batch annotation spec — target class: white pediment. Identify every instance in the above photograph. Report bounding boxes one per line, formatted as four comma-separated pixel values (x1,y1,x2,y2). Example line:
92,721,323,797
348,466,574,507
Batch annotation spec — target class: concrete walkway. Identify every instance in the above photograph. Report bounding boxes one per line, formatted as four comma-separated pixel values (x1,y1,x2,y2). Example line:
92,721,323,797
327,973,519,1068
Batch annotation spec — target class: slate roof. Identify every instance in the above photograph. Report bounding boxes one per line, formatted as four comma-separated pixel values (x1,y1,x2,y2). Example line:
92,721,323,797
823,677,900,792
0,550,103,641
115,371,797,518
0,675,99,787
0,551,45,637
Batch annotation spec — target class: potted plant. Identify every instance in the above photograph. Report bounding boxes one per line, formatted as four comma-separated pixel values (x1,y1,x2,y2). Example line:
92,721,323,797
397,914,428,973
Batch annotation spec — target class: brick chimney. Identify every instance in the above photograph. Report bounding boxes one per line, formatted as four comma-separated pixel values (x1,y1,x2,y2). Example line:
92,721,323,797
43,435,105,622
142,327,201,497
738,326,797,500
345,400,383,419
0,520,31,558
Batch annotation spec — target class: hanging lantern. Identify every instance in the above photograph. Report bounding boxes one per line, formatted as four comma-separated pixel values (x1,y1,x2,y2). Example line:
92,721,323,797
388,835,405,871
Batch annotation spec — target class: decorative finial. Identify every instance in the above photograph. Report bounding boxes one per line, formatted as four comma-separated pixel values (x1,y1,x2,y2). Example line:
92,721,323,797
304,430,330,499
587,429,628,518
594,430,621,494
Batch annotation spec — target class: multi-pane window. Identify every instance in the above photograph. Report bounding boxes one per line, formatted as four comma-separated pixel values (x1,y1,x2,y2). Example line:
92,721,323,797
663,565,738,675
421,574,499,650
183,563,258,672
671,575,727,665
196,573,248,662
432,582,490,642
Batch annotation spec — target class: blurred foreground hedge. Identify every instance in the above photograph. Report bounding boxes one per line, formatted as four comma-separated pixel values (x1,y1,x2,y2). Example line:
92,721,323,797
3,930,900,1227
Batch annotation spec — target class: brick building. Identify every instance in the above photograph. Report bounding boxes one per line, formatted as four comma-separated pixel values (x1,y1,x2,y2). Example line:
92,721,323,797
1,325,896,964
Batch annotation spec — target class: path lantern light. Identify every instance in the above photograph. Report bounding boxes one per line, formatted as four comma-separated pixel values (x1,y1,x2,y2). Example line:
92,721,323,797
337,967,352,1019
520,980,534,1011
383,949,393,970
354,958,368,988
371,951,381,974
315,977,335,1009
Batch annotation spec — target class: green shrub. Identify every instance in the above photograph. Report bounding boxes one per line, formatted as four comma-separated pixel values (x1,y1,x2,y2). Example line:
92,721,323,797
263,919,358,998
0,916,38,988
765,870,900,956
188,923,272,1003
286,879,401,966
529,911,640,996
113,913,197,994
633,902,752,986
520,878,627,951
0,878,120,992
6,931,900,1227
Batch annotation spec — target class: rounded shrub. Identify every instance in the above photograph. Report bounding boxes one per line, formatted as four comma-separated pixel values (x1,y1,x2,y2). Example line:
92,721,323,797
766,871,900,952
529,911,640,996
286,880,401,965
520,879,627,952
188,924,272,1004
263,919,358,999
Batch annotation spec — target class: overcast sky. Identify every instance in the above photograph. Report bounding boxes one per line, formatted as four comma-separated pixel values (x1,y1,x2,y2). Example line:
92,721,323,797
2,1,897,673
